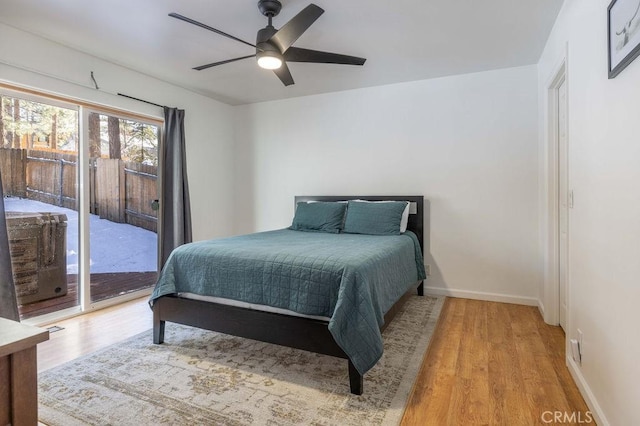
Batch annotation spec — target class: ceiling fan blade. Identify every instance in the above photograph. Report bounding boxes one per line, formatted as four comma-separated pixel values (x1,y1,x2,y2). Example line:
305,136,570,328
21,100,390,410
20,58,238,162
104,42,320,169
270,4,324,53
284,47,366,65
193,55,255,71
273,62,295,86
169,13,256,48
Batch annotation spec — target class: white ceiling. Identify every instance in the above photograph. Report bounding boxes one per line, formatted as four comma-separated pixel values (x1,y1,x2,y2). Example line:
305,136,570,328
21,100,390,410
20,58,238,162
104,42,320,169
0,0,563,105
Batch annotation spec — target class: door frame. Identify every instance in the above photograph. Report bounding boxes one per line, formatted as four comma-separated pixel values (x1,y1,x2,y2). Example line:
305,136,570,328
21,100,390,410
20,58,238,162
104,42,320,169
80,107,162,311
0,81,162,325
543,50,569,327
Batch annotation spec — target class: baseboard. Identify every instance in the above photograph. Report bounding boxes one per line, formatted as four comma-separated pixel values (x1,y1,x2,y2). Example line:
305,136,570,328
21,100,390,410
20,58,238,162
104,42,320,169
538,299,546,319
423,286,538,306
566,356,609,426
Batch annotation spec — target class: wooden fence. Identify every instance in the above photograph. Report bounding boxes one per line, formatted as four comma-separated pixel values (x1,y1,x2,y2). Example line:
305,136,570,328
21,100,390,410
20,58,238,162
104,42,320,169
26,150,78,210
0,148,157,232
0,148,27,197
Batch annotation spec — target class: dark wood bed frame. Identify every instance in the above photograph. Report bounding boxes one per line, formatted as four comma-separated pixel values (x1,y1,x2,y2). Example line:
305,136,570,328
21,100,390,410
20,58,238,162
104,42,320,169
153,195,425,395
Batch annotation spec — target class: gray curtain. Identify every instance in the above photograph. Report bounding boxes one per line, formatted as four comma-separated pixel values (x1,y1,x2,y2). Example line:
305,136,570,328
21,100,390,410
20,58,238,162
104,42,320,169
159,107,192,269
0,170,20,321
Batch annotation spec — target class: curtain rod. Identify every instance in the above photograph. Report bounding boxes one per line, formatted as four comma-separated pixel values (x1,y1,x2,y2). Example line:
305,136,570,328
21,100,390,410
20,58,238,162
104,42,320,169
117,93,165,109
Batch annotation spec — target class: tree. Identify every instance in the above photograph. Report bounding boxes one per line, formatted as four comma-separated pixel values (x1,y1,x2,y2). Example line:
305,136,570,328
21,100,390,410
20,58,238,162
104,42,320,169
50,105,78,151
50,112,58,150
88,113,101,157
0,96,77,152
108,116,121,159
117,119,158,165
12,98,20,148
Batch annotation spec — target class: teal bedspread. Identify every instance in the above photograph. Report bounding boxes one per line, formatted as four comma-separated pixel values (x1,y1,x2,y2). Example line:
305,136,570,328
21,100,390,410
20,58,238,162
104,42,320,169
150,229,426,375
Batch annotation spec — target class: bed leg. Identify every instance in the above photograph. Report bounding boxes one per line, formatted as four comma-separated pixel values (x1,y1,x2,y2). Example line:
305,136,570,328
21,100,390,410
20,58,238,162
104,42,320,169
417,281,424,296
348,360,363,395
153,313,165,344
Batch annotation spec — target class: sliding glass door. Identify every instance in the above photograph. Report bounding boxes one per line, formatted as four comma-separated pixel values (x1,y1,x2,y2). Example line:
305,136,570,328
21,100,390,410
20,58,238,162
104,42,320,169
1,87,161,321
1,91,80,319
85,111,159,304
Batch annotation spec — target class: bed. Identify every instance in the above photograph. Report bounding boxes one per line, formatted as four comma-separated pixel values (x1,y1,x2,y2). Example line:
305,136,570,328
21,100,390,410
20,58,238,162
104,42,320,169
150,195,426,395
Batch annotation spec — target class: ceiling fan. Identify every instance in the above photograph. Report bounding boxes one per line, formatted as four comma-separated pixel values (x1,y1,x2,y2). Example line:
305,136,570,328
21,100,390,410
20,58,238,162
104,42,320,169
169,0,366,86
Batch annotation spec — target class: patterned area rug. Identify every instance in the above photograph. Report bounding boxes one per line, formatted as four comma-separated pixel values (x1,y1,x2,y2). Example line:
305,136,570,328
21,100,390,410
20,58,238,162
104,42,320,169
39,295,443,426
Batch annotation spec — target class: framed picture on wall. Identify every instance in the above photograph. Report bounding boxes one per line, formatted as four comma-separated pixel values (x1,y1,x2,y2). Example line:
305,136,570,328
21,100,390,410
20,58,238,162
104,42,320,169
608,0,640,78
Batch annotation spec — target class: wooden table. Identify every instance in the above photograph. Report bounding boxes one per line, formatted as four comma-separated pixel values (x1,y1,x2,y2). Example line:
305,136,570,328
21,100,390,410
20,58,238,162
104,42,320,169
0,318,49,426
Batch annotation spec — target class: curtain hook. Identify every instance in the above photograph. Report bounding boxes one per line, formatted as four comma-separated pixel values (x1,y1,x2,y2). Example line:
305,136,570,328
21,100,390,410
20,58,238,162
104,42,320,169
90,71,99,90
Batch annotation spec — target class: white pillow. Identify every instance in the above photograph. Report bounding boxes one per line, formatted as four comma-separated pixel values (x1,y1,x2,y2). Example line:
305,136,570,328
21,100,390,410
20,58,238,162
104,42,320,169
351,200,410,233
400,202,410,233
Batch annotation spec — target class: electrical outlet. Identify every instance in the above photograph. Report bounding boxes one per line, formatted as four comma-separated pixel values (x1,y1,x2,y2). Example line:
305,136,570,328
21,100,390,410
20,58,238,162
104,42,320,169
425,264,431,276
577,329,583,358
570,339,581,364
570,329,584,365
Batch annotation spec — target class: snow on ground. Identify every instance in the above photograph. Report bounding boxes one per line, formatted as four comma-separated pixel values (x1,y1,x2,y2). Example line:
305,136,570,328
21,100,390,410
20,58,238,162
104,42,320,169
4,197,157,274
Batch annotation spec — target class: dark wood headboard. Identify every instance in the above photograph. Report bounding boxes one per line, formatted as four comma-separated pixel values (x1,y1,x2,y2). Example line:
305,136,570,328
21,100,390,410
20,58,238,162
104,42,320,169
294,195,425,252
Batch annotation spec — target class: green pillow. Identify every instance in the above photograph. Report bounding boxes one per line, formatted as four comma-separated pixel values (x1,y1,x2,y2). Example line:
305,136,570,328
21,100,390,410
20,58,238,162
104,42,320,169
343,200,408,235
290,202,347,233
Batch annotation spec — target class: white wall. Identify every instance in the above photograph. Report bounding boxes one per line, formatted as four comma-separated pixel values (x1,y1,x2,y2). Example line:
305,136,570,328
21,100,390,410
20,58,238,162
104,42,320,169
234,65,540,305
0,22,236,240
538,1,640,425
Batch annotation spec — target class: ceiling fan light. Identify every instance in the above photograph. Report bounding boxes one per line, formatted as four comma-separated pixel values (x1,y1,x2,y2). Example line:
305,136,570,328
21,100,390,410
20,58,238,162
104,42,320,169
257,51,283,69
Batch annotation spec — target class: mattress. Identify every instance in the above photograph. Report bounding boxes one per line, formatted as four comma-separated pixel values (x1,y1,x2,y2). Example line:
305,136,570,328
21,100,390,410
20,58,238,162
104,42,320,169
177,292,332,321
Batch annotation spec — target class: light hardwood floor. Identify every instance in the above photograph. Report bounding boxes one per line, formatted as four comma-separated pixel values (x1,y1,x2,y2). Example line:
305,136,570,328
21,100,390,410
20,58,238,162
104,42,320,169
36,296,591,425
400,298,591,425
37,297,152,372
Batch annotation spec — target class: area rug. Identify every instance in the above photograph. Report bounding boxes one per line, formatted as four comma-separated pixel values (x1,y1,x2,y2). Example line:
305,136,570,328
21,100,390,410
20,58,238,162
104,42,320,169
39,295,444,426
